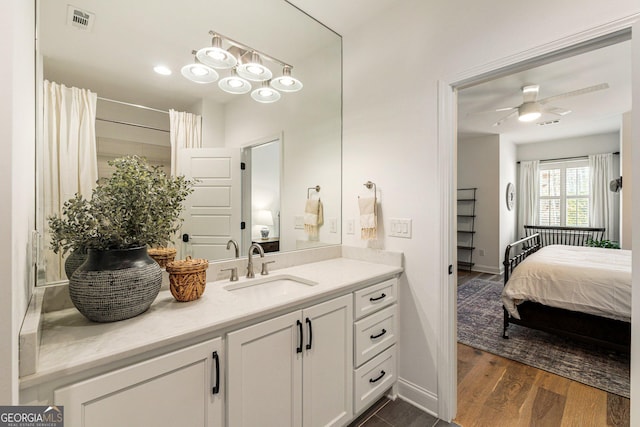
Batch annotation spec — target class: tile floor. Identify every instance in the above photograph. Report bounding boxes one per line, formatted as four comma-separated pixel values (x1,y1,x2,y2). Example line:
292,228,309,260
348,397,461,427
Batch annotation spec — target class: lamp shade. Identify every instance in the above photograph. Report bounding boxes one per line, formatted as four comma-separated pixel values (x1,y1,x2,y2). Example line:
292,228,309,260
181,60,218,84
237,52,273,82
219,69,252,94
518,102,542,122
196,35,237,69
255,209,274,226
251,82,281,103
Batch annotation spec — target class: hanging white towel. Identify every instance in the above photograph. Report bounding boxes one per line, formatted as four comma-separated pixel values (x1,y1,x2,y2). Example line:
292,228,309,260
359,196,377,240
304,198,323,237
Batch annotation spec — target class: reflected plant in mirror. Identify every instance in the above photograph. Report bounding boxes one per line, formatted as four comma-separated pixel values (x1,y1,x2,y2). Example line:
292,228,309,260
36,0,342,286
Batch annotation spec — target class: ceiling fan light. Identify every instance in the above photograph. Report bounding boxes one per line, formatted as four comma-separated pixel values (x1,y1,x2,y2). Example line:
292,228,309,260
196,35,237,69
251,82,281,103
237,52,273,82
518,102,542,122
181,61,218,84
270,66,303,92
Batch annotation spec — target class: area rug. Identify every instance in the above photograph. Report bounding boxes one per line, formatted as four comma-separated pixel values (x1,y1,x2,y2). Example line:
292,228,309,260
457,278,630,398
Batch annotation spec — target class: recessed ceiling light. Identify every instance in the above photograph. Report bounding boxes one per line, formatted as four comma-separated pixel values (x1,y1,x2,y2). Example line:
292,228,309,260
153,65,172,76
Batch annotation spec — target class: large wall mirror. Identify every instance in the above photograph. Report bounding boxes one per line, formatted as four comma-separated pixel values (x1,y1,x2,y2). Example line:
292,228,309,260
36,0,342,286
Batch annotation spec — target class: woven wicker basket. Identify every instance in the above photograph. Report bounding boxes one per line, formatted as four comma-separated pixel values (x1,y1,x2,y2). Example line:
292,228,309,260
165,256,209,302
148,247,177,268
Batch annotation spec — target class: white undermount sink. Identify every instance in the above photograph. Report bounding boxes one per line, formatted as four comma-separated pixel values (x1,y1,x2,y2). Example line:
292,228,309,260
223,274,318,297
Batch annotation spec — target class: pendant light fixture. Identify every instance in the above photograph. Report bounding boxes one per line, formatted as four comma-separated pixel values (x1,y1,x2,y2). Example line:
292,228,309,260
182,31,303,103
251,82,281,103
219,69,252,94
270,65,303,92
181,55,219,84
196,34,237,69
237,52,273,82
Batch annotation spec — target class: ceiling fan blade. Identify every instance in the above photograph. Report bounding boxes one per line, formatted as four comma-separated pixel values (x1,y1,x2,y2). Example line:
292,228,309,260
538,83,609,105
466,106,516,116
492,110,518,127
522,85,539,103
545,106,572,116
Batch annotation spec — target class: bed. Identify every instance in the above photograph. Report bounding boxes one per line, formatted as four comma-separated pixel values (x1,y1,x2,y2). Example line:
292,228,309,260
501,226,631,353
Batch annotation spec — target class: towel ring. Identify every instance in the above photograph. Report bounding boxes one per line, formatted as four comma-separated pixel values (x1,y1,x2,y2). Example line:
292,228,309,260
363,181,377,195
307,185,320,199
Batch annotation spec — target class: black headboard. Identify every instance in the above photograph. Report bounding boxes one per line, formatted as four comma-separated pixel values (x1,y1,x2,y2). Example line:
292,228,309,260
523,225,605,247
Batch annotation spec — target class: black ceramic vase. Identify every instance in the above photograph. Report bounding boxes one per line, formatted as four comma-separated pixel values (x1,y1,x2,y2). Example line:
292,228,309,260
69,246,162,322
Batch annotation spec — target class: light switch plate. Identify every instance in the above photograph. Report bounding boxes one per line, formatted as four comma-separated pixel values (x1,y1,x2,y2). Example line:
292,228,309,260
389,218,412,238
346,219,355,235
295,215,304,229
329,218,337,233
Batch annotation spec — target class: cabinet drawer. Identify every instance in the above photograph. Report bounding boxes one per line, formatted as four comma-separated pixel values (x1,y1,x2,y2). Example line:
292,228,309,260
354,345,396,414
354,278,397,320
354,304,397,367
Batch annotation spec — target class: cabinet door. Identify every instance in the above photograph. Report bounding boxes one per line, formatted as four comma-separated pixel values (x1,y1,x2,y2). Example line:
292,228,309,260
227,311,303,427
302,294,353,427
54,338,223,427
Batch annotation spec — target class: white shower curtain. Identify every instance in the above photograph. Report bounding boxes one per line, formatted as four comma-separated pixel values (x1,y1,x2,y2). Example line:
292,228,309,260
169,109,202,176
517,160,539,238
43,80,98,282
589,153,614,240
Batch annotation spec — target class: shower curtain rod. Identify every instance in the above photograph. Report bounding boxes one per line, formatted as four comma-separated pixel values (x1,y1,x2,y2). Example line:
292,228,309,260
97,96,169,115
517,152,619,164
96,117,169,133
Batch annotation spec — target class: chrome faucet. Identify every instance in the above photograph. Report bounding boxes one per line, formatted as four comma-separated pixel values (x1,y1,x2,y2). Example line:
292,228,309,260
246,243,265,278
226,239,239,258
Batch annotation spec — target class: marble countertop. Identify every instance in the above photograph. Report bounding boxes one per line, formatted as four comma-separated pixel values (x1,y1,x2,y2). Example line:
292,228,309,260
20,257,402,389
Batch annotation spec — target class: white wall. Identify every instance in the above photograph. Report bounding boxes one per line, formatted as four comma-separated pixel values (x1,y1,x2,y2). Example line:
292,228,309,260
340,0,639,418
621,112,632,249
1,0,35,404
517,132,620,161
499,136,518,269
457,135,501,273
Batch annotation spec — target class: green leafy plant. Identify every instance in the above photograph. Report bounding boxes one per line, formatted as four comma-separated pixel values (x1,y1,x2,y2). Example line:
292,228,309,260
49,156,194,252
586,239,621,249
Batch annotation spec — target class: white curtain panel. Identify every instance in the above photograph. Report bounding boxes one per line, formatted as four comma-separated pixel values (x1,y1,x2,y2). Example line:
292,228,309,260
43,80,98,282
589,153,614,240
169,109,202,176
517,160,539,238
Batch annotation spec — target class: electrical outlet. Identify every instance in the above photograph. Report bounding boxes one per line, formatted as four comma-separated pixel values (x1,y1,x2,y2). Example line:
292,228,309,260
329,218,337,233
294,215,304,229
346,219,355,235
479,249,485,257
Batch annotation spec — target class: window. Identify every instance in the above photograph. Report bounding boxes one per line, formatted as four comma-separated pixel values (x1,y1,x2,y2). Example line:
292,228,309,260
538,160,589,227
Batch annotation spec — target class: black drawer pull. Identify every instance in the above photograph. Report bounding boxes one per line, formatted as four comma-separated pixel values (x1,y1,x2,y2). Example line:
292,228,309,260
369,293,386,302
305,317,313,350
369,370,386,383
212,351,220,395
370,329,387,340
296,320,303,353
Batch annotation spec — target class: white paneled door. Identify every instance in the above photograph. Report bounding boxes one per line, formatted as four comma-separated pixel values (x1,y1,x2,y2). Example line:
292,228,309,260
179,148,241,260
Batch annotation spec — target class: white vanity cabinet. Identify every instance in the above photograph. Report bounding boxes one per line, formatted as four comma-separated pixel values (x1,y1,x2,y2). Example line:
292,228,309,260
227,294,353,427
352,277,398,414
54,338,224,427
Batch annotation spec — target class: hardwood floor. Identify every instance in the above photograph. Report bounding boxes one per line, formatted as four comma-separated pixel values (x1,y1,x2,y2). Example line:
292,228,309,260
455,270,630,427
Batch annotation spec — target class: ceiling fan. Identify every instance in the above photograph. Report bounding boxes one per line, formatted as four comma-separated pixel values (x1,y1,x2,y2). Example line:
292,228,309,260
487,83,609,127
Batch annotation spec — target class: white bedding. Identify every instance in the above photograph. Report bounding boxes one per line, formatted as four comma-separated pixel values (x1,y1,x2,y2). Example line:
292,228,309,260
502,245,632,322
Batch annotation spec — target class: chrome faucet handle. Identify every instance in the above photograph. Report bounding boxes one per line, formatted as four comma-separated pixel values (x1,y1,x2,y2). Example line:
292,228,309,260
221,267,238,282
261,260,275,276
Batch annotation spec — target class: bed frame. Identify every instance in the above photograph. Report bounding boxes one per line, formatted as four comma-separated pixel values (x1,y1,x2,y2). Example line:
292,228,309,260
502,227,630,353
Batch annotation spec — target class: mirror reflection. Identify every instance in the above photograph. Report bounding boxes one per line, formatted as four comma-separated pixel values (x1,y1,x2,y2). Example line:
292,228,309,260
36,0,342,285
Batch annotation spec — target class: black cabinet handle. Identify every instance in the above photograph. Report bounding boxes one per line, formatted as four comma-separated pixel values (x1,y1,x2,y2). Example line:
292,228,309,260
369,293,386,302
370,329,387,340
305,317,313,350
212,351,220,394
369,370,386,383
296,320,303,353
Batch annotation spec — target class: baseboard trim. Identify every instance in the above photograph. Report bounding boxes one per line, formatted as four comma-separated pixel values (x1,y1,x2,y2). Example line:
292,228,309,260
396,377,439,418
470,264,502,275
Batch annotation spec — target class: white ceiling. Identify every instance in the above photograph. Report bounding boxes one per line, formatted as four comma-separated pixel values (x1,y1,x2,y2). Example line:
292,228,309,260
457,40,632,144
39,0,339,111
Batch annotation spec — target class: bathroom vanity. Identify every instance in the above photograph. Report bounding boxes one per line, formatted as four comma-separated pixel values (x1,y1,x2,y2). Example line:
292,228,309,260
20,250,402,427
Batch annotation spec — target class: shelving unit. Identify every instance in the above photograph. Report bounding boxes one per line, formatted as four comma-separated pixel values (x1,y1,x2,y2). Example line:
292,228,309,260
457,188,477,271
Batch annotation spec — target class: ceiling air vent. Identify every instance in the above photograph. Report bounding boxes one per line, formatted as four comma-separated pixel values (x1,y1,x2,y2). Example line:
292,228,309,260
66,5,95,31
537,120,560,127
